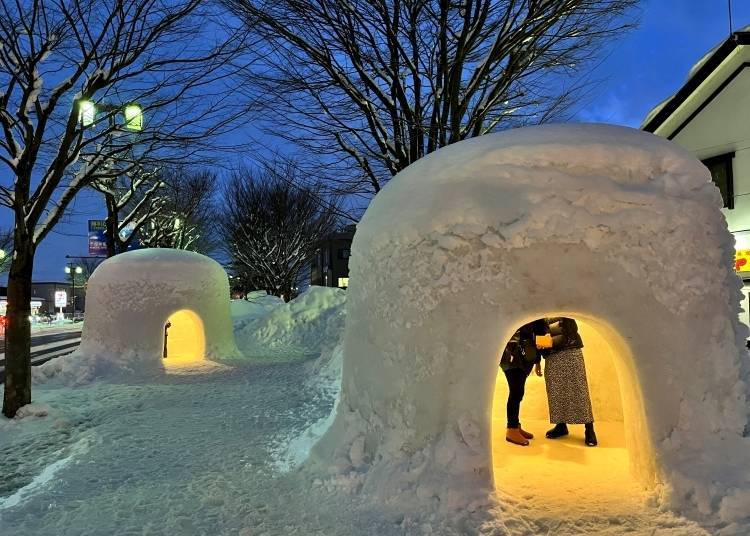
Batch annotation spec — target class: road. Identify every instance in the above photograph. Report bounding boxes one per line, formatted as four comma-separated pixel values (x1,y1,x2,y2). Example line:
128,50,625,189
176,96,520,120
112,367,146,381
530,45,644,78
0,328,82,381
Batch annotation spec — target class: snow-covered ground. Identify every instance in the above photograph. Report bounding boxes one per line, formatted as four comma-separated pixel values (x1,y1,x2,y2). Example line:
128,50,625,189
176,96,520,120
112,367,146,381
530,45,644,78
0,288,743,534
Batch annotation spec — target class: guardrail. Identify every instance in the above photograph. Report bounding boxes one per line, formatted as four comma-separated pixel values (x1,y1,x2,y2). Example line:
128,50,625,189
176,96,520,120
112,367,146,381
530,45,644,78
0,339,81,382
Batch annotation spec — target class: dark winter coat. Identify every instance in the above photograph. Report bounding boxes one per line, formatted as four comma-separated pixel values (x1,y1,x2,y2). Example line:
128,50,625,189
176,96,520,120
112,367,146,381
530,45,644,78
547,317,584,353
500,319,548,374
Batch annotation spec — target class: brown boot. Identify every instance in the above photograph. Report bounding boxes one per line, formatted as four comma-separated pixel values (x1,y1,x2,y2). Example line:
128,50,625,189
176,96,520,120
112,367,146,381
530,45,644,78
519,427,534,440
506,427,530,446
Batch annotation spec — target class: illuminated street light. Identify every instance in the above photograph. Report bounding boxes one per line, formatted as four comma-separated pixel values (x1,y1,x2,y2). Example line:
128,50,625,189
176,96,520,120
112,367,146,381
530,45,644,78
77,99,143,130
78,99,96,127
65,264,83,317
123,103,143,131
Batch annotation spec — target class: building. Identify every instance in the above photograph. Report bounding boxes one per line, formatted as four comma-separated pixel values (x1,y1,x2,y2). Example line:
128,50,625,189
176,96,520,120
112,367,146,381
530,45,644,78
31,281,84,315
310,224,355,289
642,27,750,325
0,290,44,318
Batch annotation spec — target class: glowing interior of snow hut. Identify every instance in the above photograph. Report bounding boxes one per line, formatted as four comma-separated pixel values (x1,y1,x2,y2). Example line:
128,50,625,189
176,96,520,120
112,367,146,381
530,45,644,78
163,309,206,363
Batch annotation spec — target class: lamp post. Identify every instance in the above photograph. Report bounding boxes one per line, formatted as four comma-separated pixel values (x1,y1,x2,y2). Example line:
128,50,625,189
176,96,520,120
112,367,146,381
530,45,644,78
65,264,83,319
77,99,143,131
77,99,144,258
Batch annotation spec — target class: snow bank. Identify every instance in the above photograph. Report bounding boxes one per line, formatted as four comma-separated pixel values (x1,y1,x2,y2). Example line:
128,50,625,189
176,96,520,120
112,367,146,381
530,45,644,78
308,124,750,528
233,286,346,361
230,291,285,321
36,249,239,384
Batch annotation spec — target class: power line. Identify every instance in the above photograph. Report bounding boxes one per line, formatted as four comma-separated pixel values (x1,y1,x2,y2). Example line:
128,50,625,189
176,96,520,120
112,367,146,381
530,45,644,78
728,0,734,35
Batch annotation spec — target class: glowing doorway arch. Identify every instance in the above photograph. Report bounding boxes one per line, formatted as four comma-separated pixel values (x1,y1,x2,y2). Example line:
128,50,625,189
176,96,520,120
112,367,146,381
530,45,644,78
164,309,206,363
491,313,656,504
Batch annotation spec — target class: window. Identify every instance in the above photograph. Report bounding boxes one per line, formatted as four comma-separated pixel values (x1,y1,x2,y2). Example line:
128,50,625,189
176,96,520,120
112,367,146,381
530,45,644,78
337,277,349,288
702,152,735,209
338,248,351,260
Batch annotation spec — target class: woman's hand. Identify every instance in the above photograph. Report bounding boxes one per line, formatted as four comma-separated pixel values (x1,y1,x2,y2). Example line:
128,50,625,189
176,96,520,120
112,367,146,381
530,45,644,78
535,363,543,377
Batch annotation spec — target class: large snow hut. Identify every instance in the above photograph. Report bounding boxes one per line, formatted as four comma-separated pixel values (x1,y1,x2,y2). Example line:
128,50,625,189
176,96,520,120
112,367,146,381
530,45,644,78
309,124,750,522
77,249,238,369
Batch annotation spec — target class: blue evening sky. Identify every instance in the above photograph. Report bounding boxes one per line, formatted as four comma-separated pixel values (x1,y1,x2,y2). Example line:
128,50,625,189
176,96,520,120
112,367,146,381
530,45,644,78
14,0,750,282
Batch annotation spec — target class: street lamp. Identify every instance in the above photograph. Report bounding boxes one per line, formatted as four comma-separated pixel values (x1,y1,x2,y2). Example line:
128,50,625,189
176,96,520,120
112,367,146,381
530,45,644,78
78,99,96,127
77,99,143,131
65,264,83,318
123,103,143,131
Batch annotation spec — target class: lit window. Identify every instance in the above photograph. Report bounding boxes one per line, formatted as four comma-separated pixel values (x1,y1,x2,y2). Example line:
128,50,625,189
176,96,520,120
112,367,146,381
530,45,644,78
337,277,349,288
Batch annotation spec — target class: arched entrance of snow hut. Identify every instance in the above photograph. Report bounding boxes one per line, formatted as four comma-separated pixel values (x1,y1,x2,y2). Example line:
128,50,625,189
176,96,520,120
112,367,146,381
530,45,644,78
163,309,205,363
492,312,654,512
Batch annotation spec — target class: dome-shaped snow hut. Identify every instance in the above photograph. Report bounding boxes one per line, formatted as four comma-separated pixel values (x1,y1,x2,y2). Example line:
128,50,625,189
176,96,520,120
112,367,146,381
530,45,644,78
310,124,750,520
77,249,238,369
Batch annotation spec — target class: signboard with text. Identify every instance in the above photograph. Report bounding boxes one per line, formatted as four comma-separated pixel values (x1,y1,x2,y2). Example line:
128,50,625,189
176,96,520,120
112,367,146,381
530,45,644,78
54,290,68,308
736,250,750,273
88,220,107,257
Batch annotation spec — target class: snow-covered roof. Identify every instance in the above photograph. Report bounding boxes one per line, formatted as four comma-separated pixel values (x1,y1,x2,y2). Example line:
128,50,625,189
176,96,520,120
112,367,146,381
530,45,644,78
92,247,224,280
357,123,713,253
642,27,750,133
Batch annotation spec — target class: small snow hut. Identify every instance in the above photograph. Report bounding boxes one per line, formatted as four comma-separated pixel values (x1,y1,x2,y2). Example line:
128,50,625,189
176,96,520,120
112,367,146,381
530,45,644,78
310,124,750,519
78,249,238,367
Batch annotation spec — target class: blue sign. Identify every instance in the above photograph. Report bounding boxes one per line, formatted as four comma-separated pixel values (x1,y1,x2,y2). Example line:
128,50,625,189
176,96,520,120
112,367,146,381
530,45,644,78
88,220,107,256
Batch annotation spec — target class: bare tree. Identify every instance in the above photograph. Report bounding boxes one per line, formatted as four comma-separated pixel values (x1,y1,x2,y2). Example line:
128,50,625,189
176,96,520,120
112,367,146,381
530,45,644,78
137,168,217,253
0,0,250,417
225,0,638,200
220,161,340,301
92,162,164,257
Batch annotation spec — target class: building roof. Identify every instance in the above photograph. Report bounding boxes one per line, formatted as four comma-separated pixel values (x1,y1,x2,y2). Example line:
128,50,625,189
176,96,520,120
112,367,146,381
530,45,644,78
642,29,750,137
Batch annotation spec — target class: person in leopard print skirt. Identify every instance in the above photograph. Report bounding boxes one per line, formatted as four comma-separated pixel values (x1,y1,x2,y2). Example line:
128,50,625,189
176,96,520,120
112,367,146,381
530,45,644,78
542,317,598,447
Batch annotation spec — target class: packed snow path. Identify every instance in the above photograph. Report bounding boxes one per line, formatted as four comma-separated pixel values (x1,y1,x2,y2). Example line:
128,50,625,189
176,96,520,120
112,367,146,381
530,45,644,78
0,359,715,535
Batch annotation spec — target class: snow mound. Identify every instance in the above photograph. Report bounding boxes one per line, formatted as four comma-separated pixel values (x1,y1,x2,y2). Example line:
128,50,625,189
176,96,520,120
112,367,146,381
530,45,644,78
309,124,750,528
13,403,53,419
37,249,238,384
230,292,285,320
233,286,346,361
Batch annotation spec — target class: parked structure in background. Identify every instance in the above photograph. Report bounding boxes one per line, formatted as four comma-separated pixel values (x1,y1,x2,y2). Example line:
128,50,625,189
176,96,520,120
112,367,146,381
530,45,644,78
310,224,356,289
643,27,750,327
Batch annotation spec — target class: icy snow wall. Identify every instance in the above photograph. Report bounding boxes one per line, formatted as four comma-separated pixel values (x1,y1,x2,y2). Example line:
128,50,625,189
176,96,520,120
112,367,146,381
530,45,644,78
76,249,239,371
310,124,750,519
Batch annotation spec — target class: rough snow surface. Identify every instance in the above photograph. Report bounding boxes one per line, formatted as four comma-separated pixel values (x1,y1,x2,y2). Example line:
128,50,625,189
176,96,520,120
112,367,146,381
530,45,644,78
230,291,285,321
311,124,750,526
0,268,747,533
0,346,729,535
2,125,749,534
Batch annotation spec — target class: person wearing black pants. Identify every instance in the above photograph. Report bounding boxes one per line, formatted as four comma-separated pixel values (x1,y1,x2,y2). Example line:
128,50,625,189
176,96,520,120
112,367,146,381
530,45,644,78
500,319,547,446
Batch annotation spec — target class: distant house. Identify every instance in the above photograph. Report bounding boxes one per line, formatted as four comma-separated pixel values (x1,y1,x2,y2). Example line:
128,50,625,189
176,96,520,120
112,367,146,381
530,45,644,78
643,27,750,322
310,224,356,289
